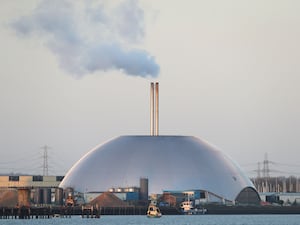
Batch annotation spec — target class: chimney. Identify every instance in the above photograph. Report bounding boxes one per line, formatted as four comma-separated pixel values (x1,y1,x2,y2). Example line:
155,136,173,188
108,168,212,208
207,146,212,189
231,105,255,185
139,177,149,202
155,82,159,136
150,82,159,136
150,82,154,136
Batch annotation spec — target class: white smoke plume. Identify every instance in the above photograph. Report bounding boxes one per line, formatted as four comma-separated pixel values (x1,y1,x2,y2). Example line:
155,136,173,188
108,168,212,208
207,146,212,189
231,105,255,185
12,0,159,78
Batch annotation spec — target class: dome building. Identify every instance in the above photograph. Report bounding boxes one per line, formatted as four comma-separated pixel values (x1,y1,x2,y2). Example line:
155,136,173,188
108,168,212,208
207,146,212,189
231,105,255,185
59,83,260,205
60,135,260,204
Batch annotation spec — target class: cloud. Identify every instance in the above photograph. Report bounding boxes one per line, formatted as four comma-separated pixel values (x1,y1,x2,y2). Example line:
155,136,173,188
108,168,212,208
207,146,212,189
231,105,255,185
11,0,159,78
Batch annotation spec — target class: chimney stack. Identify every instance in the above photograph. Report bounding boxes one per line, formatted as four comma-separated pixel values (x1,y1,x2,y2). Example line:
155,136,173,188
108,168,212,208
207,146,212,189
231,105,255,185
150,82,159,136
155,82,159,136
150,82,154,136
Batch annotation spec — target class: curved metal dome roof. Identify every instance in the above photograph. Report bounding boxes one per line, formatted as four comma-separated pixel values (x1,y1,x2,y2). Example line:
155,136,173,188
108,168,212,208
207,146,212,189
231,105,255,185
60,135,255,201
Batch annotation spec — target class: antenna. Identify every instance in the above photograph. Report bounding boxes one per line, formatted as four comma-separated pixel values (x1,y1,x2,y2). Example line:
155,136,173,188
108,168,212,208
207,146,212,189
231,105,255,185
41,145,50,176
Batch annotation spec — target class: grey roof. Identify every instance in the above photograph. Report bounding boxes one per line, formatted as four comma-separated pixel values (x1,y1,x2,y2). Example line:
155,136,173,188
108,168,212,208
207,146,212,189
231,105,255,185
60,135,255,201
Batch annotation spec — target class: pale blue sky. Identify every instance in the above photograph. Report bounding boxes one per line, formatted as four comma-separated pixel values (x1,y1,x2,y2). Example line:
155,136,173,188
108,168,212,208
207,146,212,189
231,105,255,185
0,0,299,177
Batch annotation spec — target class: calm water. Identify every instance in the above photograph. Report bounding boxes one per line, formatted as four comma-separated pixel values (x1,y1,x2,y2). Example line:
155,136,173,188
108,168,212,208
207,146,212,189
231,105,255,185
1,215,300,225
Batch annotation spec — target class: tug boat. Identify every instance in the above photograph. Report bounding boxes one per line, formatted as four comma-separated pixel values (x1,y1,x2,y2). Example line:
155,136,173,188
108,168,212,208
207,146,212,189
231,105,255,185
147,203,162,218
180,200,194,214
180,201,207,215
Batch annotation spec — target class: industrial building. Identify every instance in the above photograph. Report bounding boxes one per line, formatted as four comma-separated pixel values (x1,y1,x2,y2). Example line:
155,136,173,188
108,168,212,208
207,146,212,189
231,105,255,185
0,175,63,188
59,82,260,206
59,135,260,205
250,176,300,205
84,177,148,205
259,192,300,205
252,176,300,193
0,175,64,206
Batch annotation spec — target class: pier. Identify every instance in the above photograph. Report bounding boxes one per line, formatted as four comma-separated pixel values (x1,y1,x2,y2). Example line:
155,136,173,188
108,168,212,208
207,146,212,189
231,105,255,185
2,205,300,219
0,206,98,219
0,205,149,219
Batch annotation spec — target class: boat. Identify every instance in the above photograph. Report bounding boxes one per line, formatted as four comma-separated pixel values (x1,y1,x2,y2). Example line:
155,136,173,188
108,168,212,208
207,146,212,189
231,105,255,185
147,203,162,218
180,200,194,214
180,200,207,215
